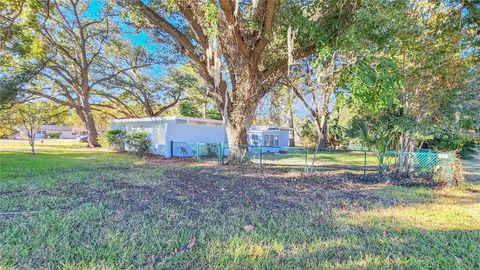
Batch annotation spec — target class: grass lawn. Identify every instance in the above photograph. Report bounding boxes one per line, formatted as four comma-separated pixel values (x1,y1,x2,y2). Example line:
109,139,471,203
0,140,479,269
254,151,389,173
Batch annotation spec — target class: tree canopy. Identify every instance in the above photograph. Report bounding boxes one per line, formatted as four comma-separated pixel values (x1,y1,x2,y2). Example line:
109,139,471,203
0,0,478,155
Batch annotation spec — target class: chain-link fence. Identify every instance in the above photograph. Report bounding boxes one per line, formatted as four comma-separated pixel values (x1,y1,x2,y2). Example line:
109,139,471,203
170,141,224,162
169,142,455,184
383,150,454,184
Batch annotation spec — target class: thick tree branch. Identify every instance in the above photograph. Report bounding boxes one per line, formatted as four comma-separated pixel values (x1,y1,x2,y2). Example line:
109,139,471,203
25,89,78,108
218,0,250,57
252,0,276,62
125,0,201,63
177,2,208,50
151,95,182,116
90,64,151,88
261,44,316,81
283,80,318,119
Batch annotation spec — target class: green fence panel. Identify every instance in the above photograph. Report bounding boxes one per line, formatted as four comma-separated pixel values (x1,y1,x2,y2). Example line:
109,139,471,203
185,143,455,185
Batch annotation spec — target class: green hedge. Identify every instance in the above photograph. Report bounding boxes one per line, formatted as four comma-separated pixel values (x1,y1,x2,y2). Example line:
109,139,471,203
46,132,61,139
126,130,150,157
105,129,127,151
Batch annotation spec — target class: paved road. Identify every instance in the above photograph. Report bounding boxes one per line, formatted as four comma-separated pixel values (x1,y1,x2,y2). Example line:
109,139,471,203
463,149,480,183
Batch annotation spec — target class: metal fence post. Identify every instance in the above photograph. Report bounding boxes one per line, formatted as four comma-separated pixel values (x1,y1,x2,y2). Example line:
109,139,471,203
195,143,199,161
220,142,224,165
170,140,173,157
448,151,454,185
363,151,367,178
260,145,263,168
305,148,308,172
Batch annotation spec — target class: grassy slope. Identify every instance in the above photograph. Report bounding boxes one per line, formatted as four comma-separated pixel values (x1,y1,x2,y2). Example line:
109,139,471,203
0,141,479,269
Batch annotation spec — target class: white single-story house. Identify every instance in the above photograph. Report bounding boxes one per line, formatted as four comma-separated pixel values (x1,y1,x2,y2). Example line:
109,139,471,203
248,126,293,153
110,116,226,157
110,117,293,157
15,125,78,139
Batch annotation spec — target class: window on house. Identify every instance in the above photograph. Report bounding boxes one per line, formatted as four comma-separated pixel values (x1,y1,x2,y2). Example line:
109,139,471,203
264,134,279,147
189,120,208,126
250,134,259,146
152,123,166,144
131,125,145,132
176,119,187,124
207,122,223,127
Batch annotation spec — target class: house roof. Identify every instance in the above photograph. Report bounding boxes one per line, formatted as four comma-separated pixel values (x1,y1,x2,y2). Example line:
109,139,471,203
110,117,293,132
110,116,224,124
249,126,294,132
18,124,72,131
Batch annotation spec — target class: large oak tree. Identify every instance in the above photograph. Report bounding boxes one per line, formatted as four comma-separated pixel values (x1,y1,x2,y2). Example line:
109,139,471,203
27,0,150,147
121,0,359,149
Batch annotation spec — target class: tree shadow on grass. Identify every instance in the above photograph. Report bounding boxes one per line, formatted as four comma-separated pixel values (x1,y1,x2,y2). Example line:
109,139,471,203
1,160,479,268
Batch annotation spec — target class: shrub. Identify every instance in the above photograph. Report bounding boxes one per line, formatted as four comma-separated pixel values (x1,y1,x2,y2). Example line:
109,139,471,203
126,130,150,157
46,132,61,139
105,129,126,151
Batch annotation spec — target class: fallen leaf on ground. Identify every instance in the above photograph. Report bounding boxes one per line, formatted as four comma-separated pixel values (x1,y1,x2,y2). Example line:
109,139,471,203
172,238,196,256
144,255,155,266
244,224,254,233
187,238,196,249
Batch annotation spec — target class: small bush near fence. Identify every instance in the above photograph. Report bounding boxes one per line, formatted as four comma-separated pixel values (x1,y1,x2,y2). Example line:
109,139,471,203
105,129,127,151
46,132,61,139
126,130,150,157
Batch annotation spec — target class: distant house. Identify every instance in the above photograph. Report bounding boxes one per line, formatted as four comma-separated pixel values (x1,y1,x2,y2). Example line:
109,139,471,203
248,126,293,152
110,116,294,157
15,125,78,139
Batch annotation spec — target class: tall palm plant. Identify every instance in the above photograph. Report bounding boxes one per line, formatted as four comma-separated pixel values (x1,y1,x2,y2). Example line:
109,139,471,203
352,120,398,173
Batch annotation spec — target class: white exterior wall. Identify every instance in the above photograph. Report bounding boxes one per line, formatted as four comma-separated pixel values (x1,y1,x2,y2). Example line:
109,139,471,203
278,130,290,147
111,120,168,156
110,117,225,158
247,129,290,153
59,131,77,139
166,120,226,157
18,127,76,139
110,118,293,157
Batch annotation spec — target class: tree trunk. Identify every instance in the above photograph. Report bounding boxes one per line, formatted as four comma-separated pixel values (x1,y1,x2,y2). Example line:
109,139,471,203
288,104,295,147
28,136,35,155
317,114,329,149
225,102,255,146
225,115,251,163
312,112,329,149
222,79,259,161
317,89,332,149
399,131,416,173
226,121,249,145
84,106,100,148
72,105,100,147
